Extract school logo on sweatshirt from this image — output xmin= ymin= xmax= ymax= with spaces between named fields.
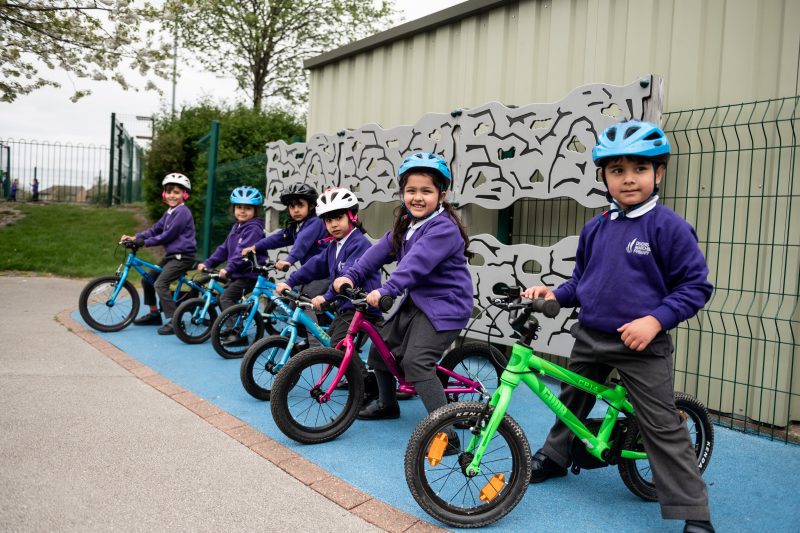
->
xmin=626 ymin=237 xmax=651 ymax=256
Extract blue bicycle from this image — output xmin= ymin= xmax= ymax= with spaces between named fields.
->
xmin=78 ymin=241 xmax=205 ymax=332
xmin=172 ymin=270 xmax=227 ymax=344
xmin=209 ymin=255 xmax=317 ymax=359
xmin=240 ymin=289 xmax=333 ymax=401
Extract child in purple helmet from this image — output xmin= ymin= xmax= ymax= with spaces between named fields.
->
xmin=198 ymin=186 xmax=266 ymax=311
xmin=523 ymin=120 xmax=714 ymax=533
xmin=333 ymin=152 xmax=473 ymax=436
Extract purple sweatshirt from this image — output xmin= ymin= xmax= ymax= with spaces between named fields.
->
xmin=136 ymin=204 xmax=196 ymax=256
xmin=203 ymin=217 xmax=266 ymax=280
xmin=253 ymin=216 xmax=327 ymax=265
xmin=287 ymin=228 xmax=381 ymax=314
xmin=554 ymin=204 xmax=713 ymax=333
xmin=344 ymin=212 xmax=473 ymax=331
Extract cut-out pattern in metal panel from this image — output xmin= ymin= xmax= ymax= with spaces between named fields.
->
xmin=264 ymin=133 xmax=341 ymax=211
xmin=455 ymin=80 xmax=652 ymax=209
xmin=466 ymin=234 xmax=579 ymax=357
xmin=338 ymin=115 xmax=456 ymax=208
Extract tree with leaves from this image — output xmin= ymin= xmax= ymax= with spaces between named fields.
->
xmin=169 ymin=0 xmax=395 ymax=110
xmin=0 ymin=0 xmax=171 ymax=103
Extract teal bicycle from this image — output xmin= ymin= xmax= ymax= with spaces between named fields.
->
xmin=78 ymin=241 xmax=206 ymax=332
xmin=239 ymin=288 xmax=333 ymax=401
xmin=172 ymin=269 xmax=227 ymax=344
xmin=210 ymin=254 xmax=333 ymax=360
xmin=404 ymin=285 xmax=714 ymax=528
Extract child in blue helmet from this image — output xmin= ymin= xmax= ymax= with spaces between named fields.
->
xmin=523 ymin=120 xmax=714 ymax=533
xmin=198 ymin=186 xmax=266 ymax=310
xmin=333 ymin=152 xmax=473 ymax=429
xmin=241 ymin=182 xmax=329 ymax=298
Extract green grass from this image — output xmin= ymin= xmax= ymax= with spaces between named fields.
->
xmin=0 ymin=203 xmax=160 ymax=278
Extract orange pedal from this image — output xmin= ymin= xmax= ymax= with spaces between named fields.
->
xmin=426 ymin=432 xmax=449 ymax=466
xmin=479 ymin=473 xmax=506 ymax=502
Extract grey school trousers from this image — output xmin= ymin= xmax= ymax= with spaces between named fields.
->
xmin=143 ymin=255 xmax=195 ymax=318
xmin=540 ymin=323 xmax=710 ymax=522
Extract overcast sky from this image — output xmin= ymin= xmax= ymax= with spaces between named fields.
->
xmin=0 ymin=1 xmax=465 ymax=146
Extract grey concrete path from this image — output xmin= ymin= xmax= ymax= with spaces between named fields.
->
xmin=0 ymin=276 xmax=383 ymax=532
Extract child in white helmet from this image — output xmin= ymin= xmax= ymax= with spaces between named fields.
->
xmin=121 ymin=172 xmax=196 ymax=335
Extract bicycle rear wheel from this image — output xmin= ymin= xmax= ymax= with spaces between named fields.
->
xmin=270 ymin=347 xmax=364 ymax=444
xmin=439 ymin=343 xmax=508 ymax=403
xmin=78 ymin=275 xmax=140 ymax=332
xmin=240 ymin=335 xmax=296 ymax=401
xmin=210 ymin=302 xmax=264 ymax=359
xmin=618 ymin=392 xmax=714 ymax=501
xmin=404 ymin=402 xmax=532 ymax=528
xmin=173 ymin=297 xmax=218 ymax=344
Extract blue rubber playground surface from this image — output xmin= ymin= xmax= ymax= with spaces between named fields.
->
xmin=76 ymin=310 xmax=800 ymax=532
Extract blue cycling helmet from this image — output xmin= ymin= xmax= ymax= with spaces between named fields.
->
xmin=230 ymin=186 xmax=264 ymax=206
xmin=398 ymin=152 xmax=452 ymax=191
xmin=592 ymin=120 xmax=671 ymax=166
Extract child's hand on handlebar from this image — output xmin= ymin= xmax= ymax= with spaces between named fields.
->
xmin=311 ymin=295 xmax=326 ymax=310
xmin=197 ymin=263 xmax=207 ymax=271
xmin=333 ymin=276 xmax=354 ymax=293
xmin=365 ymin=290 xmax=382 ymax=308
xmin=275 ymin=281 xmax=291 ymax=295
xmin=219 ymin=268 xmax=228 ymax=279
xmin=275 ymin=260 xmax=291 ymax=271
xmin=240 ymin=245 xmax=256 ymax=256
xmin=522 ymin=286 xmax=556 ymax=300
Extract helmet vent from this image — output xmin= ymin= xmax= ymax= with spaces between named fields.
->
xmin=623 ymin=126 xmax=640 ymax=139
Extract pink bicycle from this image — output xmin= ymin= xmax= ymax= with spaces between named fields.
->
xmin=269 ymin=284 xmax=508 ymax=444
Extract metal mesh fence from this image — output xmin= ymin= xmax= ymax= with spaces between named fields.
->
xmin=509 ymin=97 xmax=799 ymax=442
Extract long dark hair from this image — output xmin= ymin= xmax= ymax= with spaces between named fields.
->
xmin=390 ymin=170 xmax=472 ymax=260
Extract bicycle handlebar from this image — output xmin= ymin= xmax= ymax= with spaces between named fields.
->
xmin=338 ymin=283 xmax=394 ymax=312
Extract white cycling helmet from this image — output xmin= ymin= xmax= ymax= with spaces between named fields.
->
xmin=162 ymin=172 xmax=191 ymax=190
xmin=316 ymin=187 xmax=359 ymax=217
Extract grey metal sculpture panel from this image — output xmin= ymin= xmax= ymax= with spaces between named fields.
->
xmin=264 ymin=133 xmax=341 ymax=211
xmin=455 ymin=81 xmax=652 ymax=209
xmin=467 ymin=234 xmax=579 ymax=357
xmin=338 ymin=115 xmax=456 ymax=207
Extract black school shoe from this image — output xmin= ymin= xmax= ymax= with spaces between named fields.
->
xmin=357 ymin=401 xmax=400 ymax=420
xmin=529 ymin=448 xmax=568 ymax=483
xmin=684 ymin=521 xmax=715 ymax=533
xmin=133 ymin=313 xmax=162 ymax=326
xmin=157 ymin=323 xmax=175 ymax=335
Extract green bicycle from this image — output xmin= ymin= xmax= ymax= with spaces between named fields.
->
xmin=404 ymin=286 xmax=714 ymax=528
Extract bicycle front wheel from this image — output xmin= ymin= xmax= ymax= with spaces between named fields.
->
xmin=240 ymin=335 xmax=296 ymax=401
xmin=618 ymin=392 xmax=715 ymax=501
xmin=78 ymin=275 xmax=140 ymax=332
xmin=173 ymin=297 xmax=218 ymax=344
xmin=210 ymin=302 xmax=264 ymax=359
xmin=439 ymin=343 xmax=508 ymax=403
xmin=270 ymin=347 xmax=364 ymax=444
xmin=404 ymin=402 xmax=532 ymax=528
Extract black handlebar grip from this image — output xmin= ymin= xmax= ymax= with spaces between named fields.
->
xmin=378 ymin=295 xmax=394 ymax=312
xmin=278 ymin=263 xmax=289 ymax=272
xmin=531 ymin=298 xmax=561 ymax=318
xmin=338 ymin=282 xmax=353 ymax=295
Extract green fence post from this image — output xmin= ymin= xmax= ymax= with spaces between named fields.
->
xmin=201 ymin=120 xmax=220 ymax=258
xmin=126 ymin=138 xmax=133 ymax=203
xmin=107 ymin=113 xmax=116 ymax=206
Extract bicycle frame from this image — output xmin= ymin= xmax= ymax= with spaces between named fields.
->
xmin=277 ymin=302 xmax=331 ymax=351
xmin=109 ymin=249 xmax=202 ymax=304
xmin=315 ymin=308 xmax=486 ymax=403
xmin=463 ymin=341 xmax=646 ymax=477
xmin=227 ymin=274 xmax=289 ymax=334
